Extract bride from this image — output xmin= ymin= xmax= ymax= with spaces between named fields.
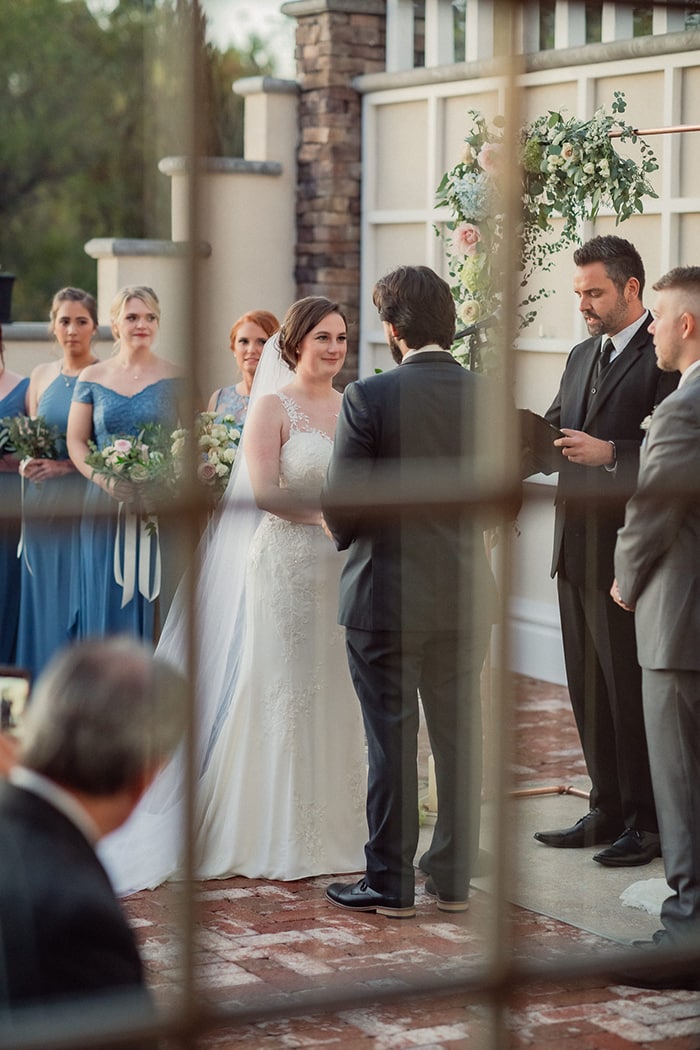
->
xmin=99 ymin=297 xmax=368 ymax=891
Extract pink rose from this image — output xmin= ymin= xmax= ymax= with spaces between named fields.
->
xmin=197 ymin=461 xmax=218 ymax=483
xmin=113 ymin=439 xmax=132 ymax=453
xmin=451 ymin=222 xmax=482 ymax=257
xmin=477 ymin=142 xmax=503 ymax=175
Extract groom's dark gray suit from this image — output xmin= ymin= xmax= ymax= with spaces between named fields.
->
xmin=322 ymin=349 xmax=505 ymax=903
xmin=615 ymin=366 xmax=700 ymax=944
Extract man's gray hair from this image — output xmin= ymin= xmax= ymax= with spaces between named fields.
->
xmin=20 ymin=636 xmax=187 ymax=795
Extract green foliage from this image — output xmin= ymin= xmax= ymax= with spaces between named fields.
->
xmin=437 ymin=93 xmax=659 ymax=371
xmin=0 ymin=0 xmax=277 ymax=319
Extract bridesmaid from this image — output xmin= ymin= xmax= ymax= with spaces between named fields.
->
xmin=15 ymin=289 xmax=99 ymax=679
xmin=0 ymin=325 xmax=30 ymax=666
xmin=207 ymin=309 xmax=279 ymax=424
xmin=67 ymin=285 xmax=186 ymax=641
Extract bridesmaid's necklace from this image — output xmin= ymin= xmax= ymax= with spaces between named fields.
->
xmin=60 ymin=357 xmax=97 ymax=388
xmin=119 ymin=356 xmax=149 ymax=381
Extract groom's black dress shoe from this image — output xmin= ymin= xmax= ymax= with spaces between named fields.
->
xmin=593 ymin=828 xmax=661 ymax=867
xmin=424 ymin=876 xmax=469 ymax=913
xmin=325 ymin=878 xmax=416 ymax=918
xmin=533 ymin=808 xmax=620 ymax=848
xmin=418 ymin=849 xmax=492 ymax=879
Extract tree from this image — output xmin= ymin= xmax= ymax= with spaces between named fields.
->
xmin=0 ymin=0 xmax=277 ymax=319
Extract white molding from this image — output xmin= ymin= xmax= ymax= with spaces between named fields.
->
xmin=508 ymin=597 xmax=567 ymax=686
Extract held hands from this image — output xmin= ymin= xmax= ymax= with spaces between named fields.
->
xmin=19 ymin=458 xmax=76 ymax=482
xmin=554 ymin=429 xmax=615 ymax=467
xmin=104 ymin=475 xmax=140 ymax=505
xmin=610 ymin=577 xmax=635 ymax=612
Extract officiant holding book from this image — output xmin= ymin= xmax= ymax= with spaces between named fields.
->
xmin=526 ymin=235 xmax=678 ymax=867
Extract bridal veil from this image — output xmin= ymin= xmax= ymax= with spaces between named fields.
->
xmin=98 ymin=334 xmax=294 ymax=893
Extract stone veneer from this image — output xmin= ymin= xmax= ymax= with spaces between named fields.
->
xmin=282 ymin=0 xmax=386 ymax=381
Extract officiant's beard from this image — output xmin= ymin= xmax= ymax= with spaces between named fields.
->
xmin=389 ymin=336 xmax=403 ymax=365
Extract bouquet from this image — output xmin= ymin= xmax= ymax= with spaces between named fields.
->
xmin=85 ymin=423 xmax=175 ymax=607
xmin=0 ymin=414 xmax=64 ymax=462
xmin=85 ymin=423 xmax=174 ymax=527
xmin=171 ymin=412 xmax=242 ymax=504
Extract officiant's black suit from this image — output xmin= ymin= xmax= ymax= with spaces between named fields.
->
xmin=542 ymin=313 xmax=678 ymax=833
xmin=323 ymin=350 xmax=504 ymax=904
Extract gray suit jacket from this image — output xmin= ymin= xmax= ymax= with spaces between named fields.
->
xmin=614 ymin=367 xmax=700 ymax=671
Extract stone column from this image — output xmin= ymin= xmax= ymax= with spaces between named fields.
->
xmin=281 ymin=0 xmax=386 ymax=381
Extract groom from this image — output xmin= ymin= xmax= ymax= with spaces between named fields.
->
xmin=322 ymin=264 xmax=510 ymax=917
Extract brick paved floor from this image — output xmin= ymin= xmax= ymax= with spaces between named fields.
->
xmin=122 ymin=675 xmax=700 ymax=1048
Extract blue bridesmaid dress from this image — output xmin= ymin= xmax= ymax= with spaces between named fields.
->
xmin=0 ymin=376 xmax=29 ymax=665
xmin=15 ymin=374 xmax=87 ymax=679
xmin=73 ymin=378 xmax=184 ymax=641
xmin=212 ymin=385 xmax=248 ymax=426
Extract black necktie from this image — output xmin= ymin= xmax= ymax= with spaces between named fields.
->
xmin=587 ymin=339 xmax=615 ymax=408
xmin=598 ymin=338 xmax=614 ymax=374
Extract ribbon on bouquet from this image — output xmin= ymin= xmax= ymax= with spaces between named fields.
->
xmin=16 ymin=460 xmax=34 ymax=576
xmin=113 ymin=502 xmax=161 ymax=608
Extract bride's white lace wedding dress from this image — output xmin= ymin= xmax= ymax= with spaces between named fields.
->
xmin=99 ymin=388 xmax=367 ymax=892
xmin=194 ymin=393 xmax=367 ymax=880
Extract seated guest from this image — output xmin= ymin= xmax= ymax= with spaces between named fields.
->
xmin=0 ymin=636 xmax=185 ymax=1017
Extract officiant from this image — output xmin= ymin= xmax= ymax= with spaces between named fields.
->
xmin=525 ymin=235 xmax=678 ymax=867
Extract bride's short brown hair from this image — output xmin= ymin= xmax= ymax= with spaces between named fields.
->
xmin=278 ymin=296 xmax=347 ymax=371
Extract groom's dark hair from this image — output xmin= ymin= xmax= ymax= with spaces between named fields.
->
xmin=373 ymin=265 xmax=456 ymax=351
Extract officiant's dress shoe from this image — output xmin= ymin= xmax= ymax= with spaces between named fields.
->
xmin=593 ymin=828 xmax=661 ymax=867
xmin=424 ymin=876 xmax=469 ymax=913
xmin=325 ymin=878 xmax=416 ymax=918
xmin=533 ymin=808 xmax=620 ymax=848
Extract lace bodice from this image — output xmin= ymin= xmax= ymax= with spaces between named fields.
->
xmin=276 ymin=392 xmax=335 ymax=497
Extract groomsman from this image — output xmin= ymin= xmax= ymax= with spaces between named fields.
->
xmin=612 ymin=266 xmax=700 ymax=988
xmin=322 ymin=265 xmax=510 ymax=916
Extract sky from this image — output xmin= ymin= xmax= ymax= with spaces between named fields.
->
xmin=201 ymin=0 xmax=296 ymax=75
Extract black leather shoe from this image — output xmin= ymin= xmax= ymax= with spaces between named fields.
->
xmin=615 ymin=969 xmax=700 ymax=991
xmin=424 ymin=876 xmax=469 ymax=913
xmin=418 ymin=849 xmax=492 ymax=878
xmin=417 ymin=851 xmax=431 ymax=875
xmin=325 ymin=878 xmax=416 ymax=918
xmin=534 ymin=809 xmax=620 ymax=848
xmin=611 ymin=945 xmax=700 ymax=990
xmin=593 ymin=828 xmax=661 ymax=867
xmin=631 ymin=929 xmax=668 ymax=950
